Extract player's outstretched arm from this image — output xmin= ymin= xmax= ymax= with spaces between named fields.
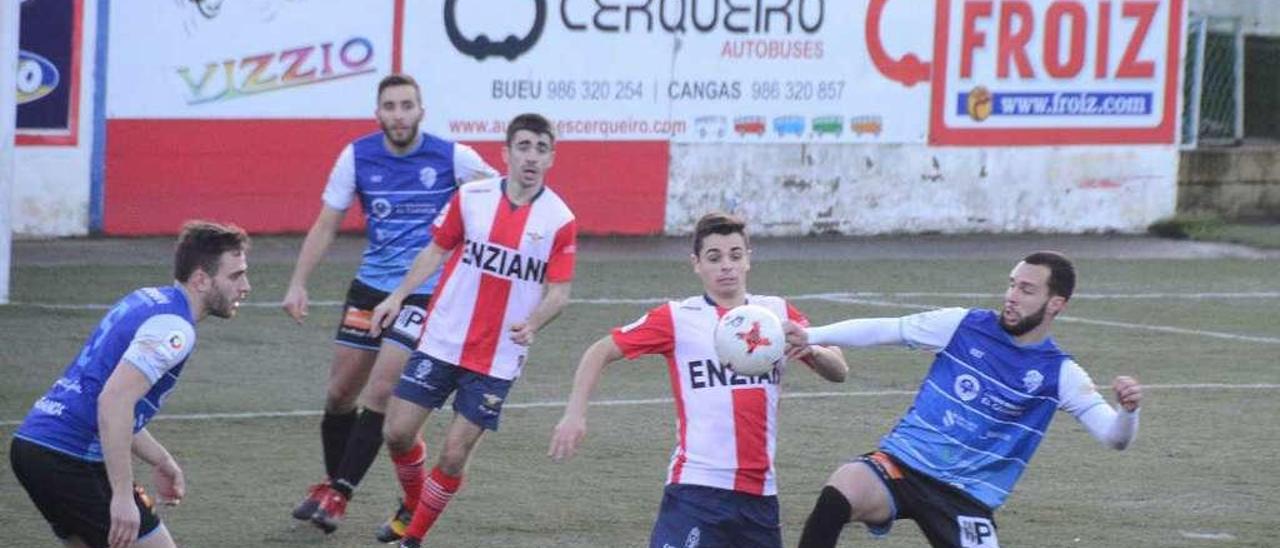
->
xmin=510 ymin=282 xmax=572 ymax=346
xmin=549 ymin=335 xmax=625 ymax=462
xmin=282 ymin=206 xmax=345 ymax=324
xmin=99 ymin=363 xmax=158 ymax=548
xmin=370 ymin=242 xmax=449 ymax=336
xmin=133 ymin=428 xmax=185 ymax=506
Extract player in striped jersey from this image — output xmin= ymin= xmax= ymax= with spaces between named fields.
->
xmin=549 ymin=212 xmax=849 ymax=548
xmin=281 ymin=74 xmax=496 ymax=536
xmin=367 ymin=113 xmax=577 ymax=548
xmin=11 ymin=221 xmax=250 ymax=548
xmin=790 ymin=251 xmax=1144 ymax=548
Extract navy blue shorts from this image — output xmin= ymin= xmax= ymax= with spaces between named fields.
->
xmin=334 ymin=279 xmax=430 ymax=351
xmin=649 ymin=484 xmax=781 ymax=548
xmin=394 ymin=352 xmax=513 ymax=431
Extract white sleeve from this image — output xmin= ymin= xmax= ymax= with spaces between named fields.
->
xmin=320 ymin=144 xmax=357 ymax=210
xmin=121 ymin=315 xmax=197 ymax=384
xmin=806 ymin=307 xmax=966 ymax=350
xmin=1059 ymin=359 xmax=1139 ymax=450
xmin=453 ymin=143 xmax=498 ymax=183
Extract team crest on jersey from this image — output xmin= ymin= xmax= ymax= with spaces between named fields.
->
xmin=525 ymin=230 xmax=544 ymax=242
xmin=1022 ymin=370 xmax=1044 ymax=393
xmin=371 ymin=198 xmax=393 ymax=219
xmin=954 ymin=374 xmax=981 ymax=402
xmin=419 ymin=167 xmax=439 ymax=189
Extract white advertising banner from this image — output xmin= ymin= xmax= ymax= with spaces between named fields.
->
xmin=107 ymin=0 xmax=392 ymax=118
xmin=404 ymin=0 xmax=934 ymax=142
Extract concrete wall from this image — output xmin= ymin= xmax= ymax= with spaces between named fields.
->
xmin=668 ymin=144 xmax=1179 ymax=235
xmin=1191 ymin=0 xmax=1280 ymax=35
xmin=1179 ymin=147 xmax=1280 ymax=219
xmin=13 ymin=0 xmax=96 ymax=237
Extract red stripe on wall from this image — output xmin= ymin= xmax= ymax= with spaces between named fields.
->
xmin=732 ymin=387 xmax=769 ymax=495
xmin=103 ymin=120 xmax=666 ymax=235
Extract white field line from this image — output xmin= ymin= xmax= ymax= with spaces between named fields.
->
xmin=8 ymin=291 xmax=1280 ymax=311
xmin=3 ymin=384 xmax=1278 ymax=426
xmin=821 ymin=297 xmax=1280 ymax=345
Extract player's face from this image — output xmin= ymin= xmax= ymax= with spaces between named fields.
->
xmin=376 ymin=85 xmax=424 ymax=150
xmin=692 ymin=232 xmax=750 ymax=300
xmin=502 ymin=129 xmax=555 ymax=190
xmin=1001 ymin=262 xmax=1063 ymax=337
xmin=203 ymin=250 xmax=251 ymax=319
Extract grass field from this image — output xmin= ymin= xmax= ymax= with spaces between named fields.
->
xmin=2 ymin=238 xmax=1278 ymax=547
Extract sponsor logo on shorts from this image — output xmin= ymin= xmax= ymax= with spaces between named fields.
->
xmin=479 ymin=393 xmax=504 ymax=415
xmin=958 ymin=515 xmax=998 ymax=547
xmin=685 ymin=526 xmax=701 ymax=548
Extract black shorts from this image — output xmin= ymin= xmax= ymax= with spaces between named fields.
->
xmin=335 ymin=279 xmax=431 ymax=351
xmin=9 ymin=437 xmax=162 ymax=548
xmin=859 ymin=451 xmax=999 ymax=548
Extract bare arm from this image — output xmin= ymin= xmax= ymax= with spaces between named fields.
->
xmin=133 ymin=428 xmax=185 ymax=506
xmin=793 ymin=345 xmax=849 ymax=383
xmin=510 ymin=282 xmax=573 ymax=346
xmin=548 ymin=335 xmax=626 ymax=461
xmin=369 ymin=242 xmax=449 ymax=336
xmin=99 ymin=363 xmax=156 ymax=547
xmin=282 ymin=206 xmax=346 ymax=324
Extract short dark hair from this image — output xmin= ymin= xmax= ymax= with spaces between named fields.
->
xmin=174 ymin=221 xmax=250 ymax=282
xmin=505 ymin=113 xmax=555 ymax=146
xmin=692 ymin=212 xmax=748 ymax=255
xmin=377 ymin=73 xmax=421 ymax=103
xmin=1022 ymin=251 xmax=1075 ymax=300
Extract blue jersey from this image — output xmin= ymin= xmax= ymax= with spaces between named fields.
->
xmin=881 ymin=309 xmax=1070 ymax=509
xmin=323 ymin=132 xmax=494 ymax=294
xmin=15 ymin=286 xmax=197 ymax=462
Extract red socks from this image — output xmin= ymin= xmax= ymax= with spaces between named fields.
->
xmin=390 ymin=439 xmax=427 ymax=509
xmin=403 ymin=467 xmax=462 ymax=540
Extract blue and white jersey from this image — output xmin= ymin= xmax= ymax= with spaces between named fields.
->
xmin=880 ymin=308 xmax=1107 ymax=509
xmin=322 ymin=132 xmax=496 ymax=294
xmin=15 ymin=285 xmax=197 ymax=462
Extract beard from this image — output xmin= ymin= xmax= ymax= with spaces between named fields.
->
xmin=205 ymin=289 xmax=237 ymax=319
xmin=1001 ymin=301 xmax=1047 ymax=337
xmin=381 ymin=119 xmax=420 ymax=149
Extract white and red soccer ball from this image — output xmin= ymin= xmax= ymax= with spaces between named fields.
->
xmin=713 ymin=304 xmax=785 ymax=376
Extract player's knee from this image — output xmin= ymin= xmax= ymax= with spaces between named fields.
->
xmin=324 ymin=385 xmax=361 ymax=412
xmin=382 ymin=420 xmax=416 ymax=452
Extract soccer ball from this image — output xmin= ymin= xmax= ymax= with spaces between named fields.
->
xmin=713 ymin=304 xmax=785 ymax=376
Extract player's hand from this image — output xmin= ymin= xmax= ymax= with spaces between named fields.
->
xmin=369 ymin=295 xmax=404 ymax=338
xmin=783 ymin=321 xmax=811 ymax=357
xmin=549 ymin=414 xmax=586 ymax=462
xmin=509 ymin=322 xmax=535 ymax=346
xmin=281 ymin=284 xmax=309 ymax=324
xmin=786 ymin=343 xmax=815 ymax=362
xmin=152 ymin=458 xmax=185 ymax=506
xmin=108 ymin=490 xmax=140 ymax=548
xmin=1112 ymin=375 xmax=1142 ymax=412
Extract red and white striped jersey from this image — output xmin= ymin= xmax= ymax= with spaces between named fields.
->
xmin=610 ymin=294 xmax=809 ymax=496
xmin=418 ymin=177 xmax=577 ymax=380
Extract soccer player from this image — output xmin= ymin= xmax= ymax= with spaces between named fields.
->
xmin=281 ymin=74 xmax=496 ymax=537
xmin=367 ymin=113 xmax=577 ymax=548
xmin=10 ymin=221 xmax=251 ymax=548
xmin=548 ymin=212 xmax=849 ymax=548
xmin=789 ymin=251 xmax=1144 ymax=548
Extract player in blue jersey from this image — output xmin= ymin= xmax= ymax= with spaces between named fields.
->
xmin=10 ymin=221 xmax=250 ymax=548
xmin=787 ymin=251 xmax=1144 ymax=548
xmin=281 ymin=73 xmax=496 ymax=538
